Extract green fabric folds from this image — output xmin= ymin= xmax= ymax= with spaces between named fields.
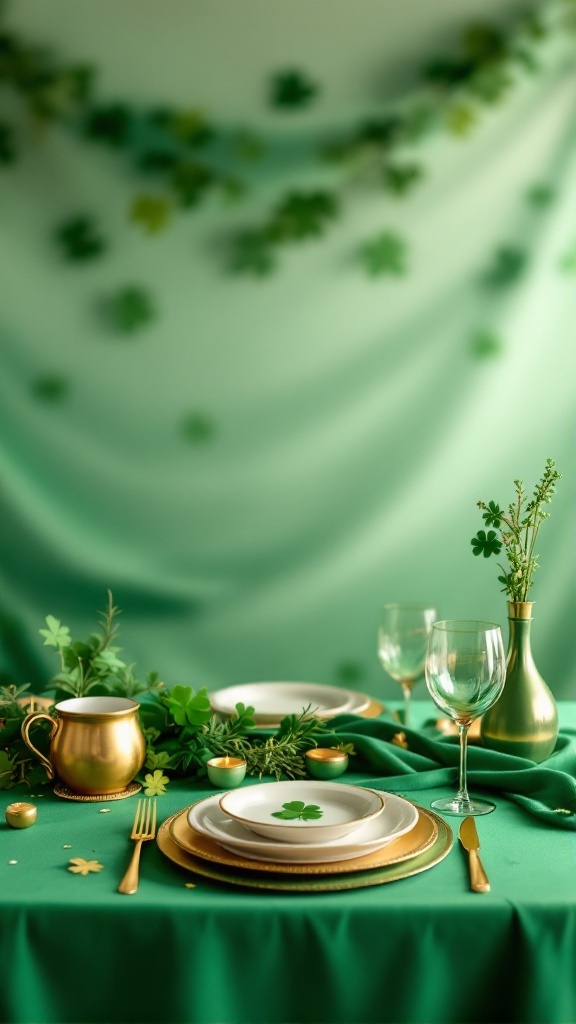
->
xmin=320 ymin=715 xmax=576 ymax=829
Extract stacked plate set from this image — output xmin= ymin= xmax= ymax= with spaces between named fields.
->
xmin=157 ymin=780 xmax=453 ymax=892
xmin=208 ymin=682 xmax=379 ymax=727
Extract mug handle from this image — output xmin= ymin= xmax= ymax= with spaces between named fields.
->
xmin=21 ymin=712 xmax=59 ymax=781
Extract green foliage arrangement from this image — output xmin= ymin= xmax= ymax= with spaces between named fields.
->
xmin=470 ymin=457 xmax=561 ymax=601
xmin=0 ymin=592 xmax=332 ymax=790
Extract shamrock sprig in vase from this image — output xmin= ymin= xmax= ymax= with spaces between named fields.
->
xmin=470 ymin=458 xmax=561 ymax=762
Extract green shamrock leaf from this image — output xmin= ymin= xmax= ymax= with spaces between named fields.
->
xmin=130 ymin=194 xmax=171 ymax=234
xmin=164 ymin=685 xmax=212 ymax=728
xmin=269 ymin=190 xmax=339 ymax=241
xmin=481 ymin=501 xmax=503 ymax=528
xmin=271 ymin=70 xmax=319 ymax=109
xmin=142 ymin=770 xmax=169 ymax=796
xmin=105 ymin=286 xmax=155 ymax=334
xmin=229 ymin=231 xmax=276 ymax=276
xmin=383 ymin=163 xmax=424 ymax=196
xmin=470 ymin=529 xmax=502 ymax=558
xmin=361 ymin=232 xmax=407 ymax=276
xmin=55 ymin=215 xmax=106 ymax=261
xmin=482 ymin=247 xmax=527 ymax=287
xmin=145 ymin=749 xmax=172 ymax=771
xmin=171 ymin=161 xmax=213 ymax=207
xmin=272 ymin=801 xmax=323 ymax=821
xmin=39 ymin=615 xmax=72 ymax=650
xmin=85 ymin=103 xmax=131 ymax=147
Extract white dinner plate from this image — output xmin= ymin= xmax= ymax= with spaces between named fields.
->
xmin=217 ymin=780 xmax=385 ymax=844
xmin=209 ymin=681 xmax=371 ymax=723
xmin=188 ymin=791 xmax=419 ymax=864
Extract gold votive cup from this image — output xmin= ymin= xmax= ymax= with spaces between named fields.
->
xmin=206 ymin=756 xmax=247 ymax=788
xmin=305 ymin=748 xmax=349 ymax=780
xmin=5 ymin=801 xmax=38 ymax=828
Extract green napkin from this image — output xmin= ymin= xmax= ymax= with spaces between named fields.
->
xmin=320 ymin=715 xmax=576 ymax=829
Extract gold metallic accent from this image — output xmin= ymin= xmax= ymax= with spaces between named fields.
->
xmin=118 ymin=798 xmax=157 ymax=894
xmin=157 ymin=805 xmax=452 ymax=892
xmin=458 ymin=817 xmax=490 ymax=893
xmin=169 ymin=799 xmax=437 ymax=875
xmin=5 ymin=801 xmax=37 ymax=829
xmin=507 ymin=601 xmax=533 ymax=619
xmin=391 ymin=732 xmax=409 ymax=749
xmin=305 ymin=748 xmax=348 ymax=763
xmin=54 ymin=781 xmax=141 ymax=802
xmin=21 ymin=697 xmax=146 ymax=796
xmin=68 ymin=858 xmax=104 ymax=875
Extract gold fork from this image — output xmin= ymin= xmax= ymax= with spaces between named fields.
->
xmin=118 ymin=798 xmax=157 ymax=895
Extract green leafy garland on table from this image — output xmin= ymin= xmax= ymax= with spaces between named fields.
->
xmin=0 ymin=592 xmax=352 ymax=794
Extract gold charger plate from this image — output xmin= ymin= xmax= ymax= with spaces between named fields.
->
xmin=157 ymin=806 xmax=452 ymax=892
xmin=170 ymin=799 xmax=437 ymax=874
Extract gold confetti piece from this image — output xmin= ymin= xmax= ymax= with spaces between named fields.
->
xmin=8 ymin=860 xmax=17 ymax=865
xmin=391 ymin=731 xmax=409 ymax=749
xmin=554 ymin=808 xmax=573 ymax=815
xmin=63 ymin=844 xmax=72 ymax=849
xmin=99 ymin=808 xmax=111 ymax=814
xmin=185 ymin=883 xmax=197 ymax=889
xmin=68 ymin=858 xmax=104 ymax=876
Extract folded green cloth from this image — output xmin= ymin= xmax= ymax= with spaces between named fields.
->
xmin=320 ymin=715 xmax=576 ymax=829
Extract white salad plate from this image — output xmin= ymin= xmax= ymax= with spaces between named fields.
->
xmin=209 ymin=681 xmax=371 ymax=723
xmin=188 ymin=791 xmax=419 ymax=864
xmin=217 ymin=780 xmax=385 ymax=844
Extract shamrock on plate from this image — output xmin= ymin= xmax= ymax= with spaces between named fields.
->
xmin=272 ymin=801 xmax=323 ymax=821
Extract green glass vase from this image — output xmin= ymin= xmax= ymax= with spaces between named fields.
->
xmin=480 ymin=601 xmax=558 ymax=763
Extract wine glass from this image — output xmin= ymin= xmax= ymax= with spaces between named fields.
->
xmin=377 ymin=604 xmax=437 ymax=728
xmin=425 ymin=620 xmax=505 ymax=816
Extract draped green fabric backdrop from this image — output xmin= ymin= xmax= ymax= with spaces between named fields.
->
xmin=0 ymin=0 xmax=574 ymax=701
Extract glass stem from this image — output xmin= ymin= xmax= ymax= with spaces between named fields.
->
xmin=401 ymin=682 xmax=411 ymax=728
xmin=457 ymin=722 xmax=471 ymax=804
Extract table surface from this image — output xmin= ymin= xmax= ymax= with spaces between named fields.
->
xmin=1 ymin=701 xmax=575 ymax=1024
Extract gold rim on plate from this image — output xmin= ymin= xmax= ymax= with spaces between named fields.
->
xmin=157 ymin=805 xmax=452 ymax=892
xmin=169 ymin=798 xmax=437 ymax=875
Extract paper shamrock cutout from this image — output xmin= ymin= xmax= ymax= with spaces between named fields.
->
xmin=55 ymin=215 xmax=106 ymax=261
xmin=272 ymin=801 xmax=323 ymax=821
xmin=105 ymin=286 xmax=155 ymax=334
xmin=142 ymin=770 xmax=169 ymax=796
xmin=361 ymin=232 xmax=408 ymax=276
xmin=271 ymin=70 xmax=319 ymax=109
xmin=68 ymin=858 xmax=104 ymax=875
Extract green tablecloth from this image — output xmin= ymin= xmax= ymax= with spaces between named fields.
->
xmin=1 ymin=702 xmax=576 ymax=1024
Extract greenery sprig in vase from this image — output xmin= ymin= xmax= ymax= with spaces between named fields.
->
xmin=470 ymin=457 xmax=561 ymax=762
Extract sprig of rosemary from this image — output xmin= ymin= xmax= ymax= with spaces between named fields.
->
xmin=470 ymin=457 xmax=561 ymax=601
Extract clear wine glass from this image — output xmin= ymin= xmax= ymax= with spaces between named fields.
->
xmin=377 ymin=604 xmax=437 ymax=728
xmin=425 ymin=620 xmax=506 ymax=816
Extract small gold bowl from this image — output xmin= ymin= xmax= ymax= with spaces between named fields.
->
xmin=5 ymin=801 xmax=37 ymax=829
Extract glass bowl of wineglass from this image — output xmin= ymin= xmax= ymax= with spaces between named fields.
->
xmin=377 ymin=604 xmax=438 ymax=728
xmin=425 ymin=619 xmax=506 ymax=816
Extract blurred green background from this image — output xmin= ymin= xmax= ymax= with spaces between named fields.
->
xmin=0 ymin=0 xmax=574 ymax=704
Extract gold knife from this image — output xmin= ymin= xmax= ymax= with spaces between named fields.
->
xmin=458 ymin=817 xmax=490 ymax=893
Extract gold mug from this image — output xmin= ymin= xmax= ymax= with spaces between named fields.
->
xmin=21 ymin=696 xmax=146 ymax=795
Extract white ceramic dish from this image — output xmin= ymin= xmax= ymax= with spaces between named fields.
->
xmin=218 ymin=781 xmax=385 ymax=844
xmin=208 ymin=682 xmax=370 ymax=723
xmin=188 ymin=791 xmax=418 ymax=864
